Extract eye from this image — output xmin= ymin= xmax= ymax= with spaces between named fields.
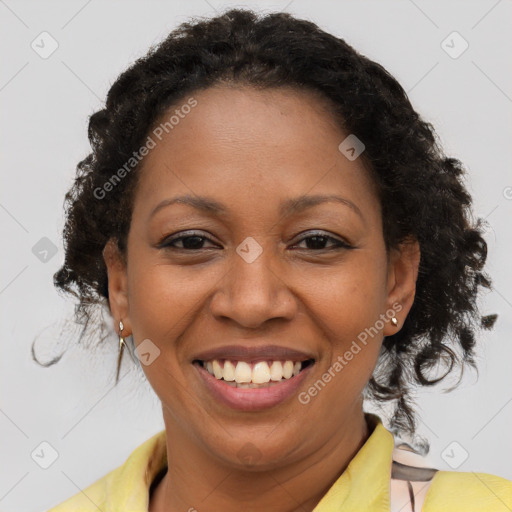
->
xmin=158 ymin=230 xmax=353 ymax=252
xmin=291 ymin=231 xmax=353 ymax=251
xmin=157 ymin=231 xmax=218 ymax=250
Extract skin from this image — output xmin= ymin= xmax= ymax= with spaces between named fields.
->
xmin=103 ymin=85 xmax=420 ymax=512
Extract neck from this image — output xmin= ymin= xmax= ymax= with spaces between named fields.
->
xmin=150 ymin=405 xmax=371 ymax=512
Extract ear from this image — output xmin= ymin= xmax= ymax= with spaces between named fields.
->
xmin=382 ymin=237 xmax=420 ymax=336
xmin=103 ymin=238 xmax=131 ymax=335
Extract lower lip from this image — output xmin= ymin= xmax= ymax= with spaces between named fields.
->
xmin=193 ymin=362 xmax=314 ymax=411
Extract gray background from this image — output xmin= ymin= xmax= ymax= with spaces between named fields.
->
xmin=1 ymin=0 xmax=511 ymax=510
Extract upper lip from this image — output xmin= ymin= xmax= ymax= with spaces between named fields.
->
xmin=192 ymin=345 xmax=315 ymax=363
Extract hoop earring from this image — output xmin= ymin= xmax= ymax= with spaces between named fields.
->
xmin=116 ymin=320 xmax=125 ymax=382
xmin=391 ymin=316 xmax=399 ymax=327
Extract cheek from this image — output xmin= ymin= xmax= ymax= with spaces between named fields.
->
xmin=126 ymin=259 xmax=211 ymax=349
xmin=307 ymin=254 xmax=388 ymax=340
xmin=125 ymin=261 xmax=210 ymax=403
xmin=302 ymin=253 xmax=388 ymax=395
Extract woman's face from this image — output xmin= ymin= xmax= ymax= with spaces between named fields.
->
xmin=104 ymin=85 xmax=419 ymax=468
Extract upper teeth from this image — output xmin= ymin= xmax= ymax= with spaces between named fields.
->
xmin=203 ymin=360 xmax=304 ymax=384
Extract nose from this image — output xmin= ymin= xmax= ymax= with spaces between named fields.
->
xmin=209 ymin=245 xmax=297 ymax=329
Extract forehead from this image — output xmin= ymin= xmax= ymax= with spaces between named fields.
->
xmin=132 ymin=85 xmax=378 ymax=221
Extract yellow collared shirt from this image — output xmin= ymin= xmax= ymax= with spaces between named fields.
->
xmin=46 ymin=414 xmax=512 ymax=511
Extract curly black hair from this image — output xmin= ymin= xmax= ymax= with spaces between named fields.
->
xmin=44 ymin=7 xmax=496 ymax=444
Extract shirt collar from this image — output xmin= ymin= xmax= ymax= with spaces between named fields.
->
xmin=312 ymin=412 xmax=394 ymax=511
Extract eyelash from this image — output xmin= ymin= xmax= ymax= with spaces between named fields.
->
xmin=158 ymin=230 xmax=353 ymax=252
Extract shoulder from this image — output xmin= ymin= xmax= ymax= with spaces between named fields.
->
xmin=422 ymin=469 xmax=512 ymax=511
xmin=44 ymin=466 xmax=115 ymax=512
xmin=45 ymin=429 xmax=167 ymax=512
xmin=390 ymin=439 xmax=511 ymax=512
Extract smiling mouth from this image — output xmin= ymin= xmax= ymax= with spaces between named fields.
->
xmin=193 ymin=358 xmax=315 ymax=388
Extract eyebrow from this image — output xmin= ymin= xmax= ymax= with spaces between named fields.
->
xmin=149 ymin=193 xmax=363 ymax=220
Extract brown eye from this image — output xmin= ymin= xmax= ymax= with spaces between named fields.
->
xmin=158 ymin=231 xmax=218 ymax=250
xmin=292 ymin=231 xmax=353 ymax=251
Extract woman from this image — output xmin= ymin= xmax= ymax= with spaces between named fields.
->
xmin=45 ymin=8 xmax=511 ymax=512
